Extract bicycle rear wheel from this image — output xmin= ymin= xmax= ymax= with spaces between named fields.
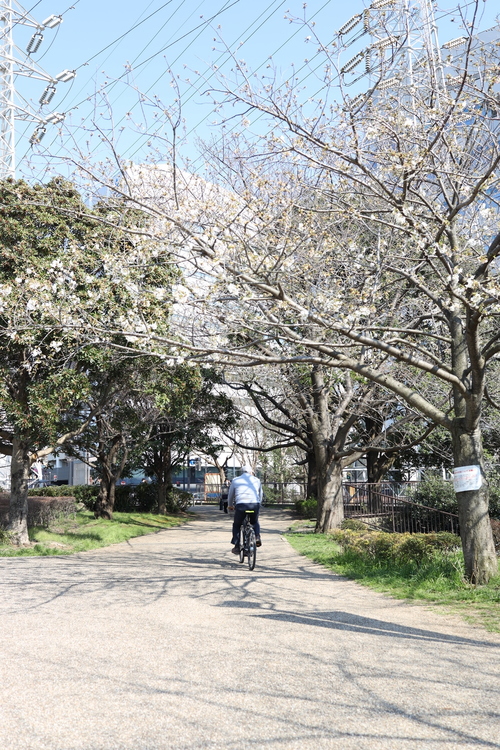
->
xmin=247 ymin=527 xmax=256 ymax=570
xmin=239 ymin=526 xmax=245 ymax=563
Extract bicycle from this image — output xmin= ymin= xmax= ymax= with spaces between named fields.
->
xmin=239 ymin=510 xmax=257 ymax=570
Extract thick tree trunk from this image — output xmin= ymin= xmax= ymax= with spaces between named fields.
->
xmin=366 ymin=450 xmax=395 ymax=485
xmin=155 ymin=446 xmax=172 ymax=514
xmin=306 ymin=450 xmax=318 ymax=500
xmin=94 ymin=477 xmax=115 ymax=520
xmin=157 ymin=473 xmax=173 ymax=514
xmin=316 ymin=461 xmax=344 ymax=533
xmin=93 ymin=431 xmax=127 ymax=520
xmin=7 ymin=437 xmax=31 ymax=545
xmin=452 ymin=427 xmax=497 ymax=584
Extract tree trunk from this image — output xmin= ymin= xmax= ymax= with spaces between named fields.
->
xmin=155 ymin=445 xmax=172 ymax=514
xmin=157 ymin=482 xmax=168 ymax=515
xmin=93 ymin=431 xmax=128 ymax=520
xmin=94 ymin=476 xmax=115 ymax=520
xmin=452 ymin=427 xmax=497 ymax=584
xmin=7 ymin=437 xmax=31 ymax=545
xmin=316 ymin=461 xmax=344 ymax=533
xmin=366 ymin=449 xmax=395 ymax=485
xmin=306 ymin=450 xmax=318 ymax=500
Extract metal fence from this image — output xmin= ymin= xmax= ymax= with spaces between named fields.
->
xmin=343 ymin=482 xmax=459 ymax=534
xmin=199 ymin=478 xmax=460 ymax=535
xmin=262 ymin=482 xmax=307 ymax=505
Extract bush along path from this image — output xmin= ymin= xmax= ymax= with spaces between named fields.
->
xmin=286 ymin=525 xmax=500 ymax=634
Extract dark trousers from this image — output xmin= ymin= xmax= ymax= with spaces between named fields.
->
xmin=231 ymin=503 xmax=260 ymax=545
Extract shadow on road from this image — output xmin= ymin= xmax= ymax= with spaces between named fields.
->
xmin=218 ymin=601 xmax=498 ymax=646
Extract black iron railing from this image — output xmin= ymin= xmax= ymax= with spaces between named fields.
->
xmin=203 ymin=479 xmax=460 ymax=535
xmin=262 ymin=482 xmax=306 ymax=505
xmin=343 ymin=482 xmax=459 ymax=534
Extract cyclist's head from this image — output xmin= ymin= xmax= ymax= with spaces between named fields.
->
xmin=241 ymin=464 xmax=253 ymax=474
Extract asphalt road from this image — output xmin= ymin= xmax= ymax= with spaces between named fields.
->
xmin=1 ymin=506 xmax=499 ymax=750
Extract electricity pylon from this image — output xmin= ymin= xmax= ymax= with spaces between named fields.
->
xmin=0 ymin=0 xmax=76 ymax=178
xmin=336 ymin=0 xmax=445 ymax=108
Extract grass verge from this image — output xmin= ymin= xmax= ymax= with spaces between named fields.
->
xmin=286 ymin=532 xmax=500 ymax=633
xmin=0 ymin=511 xmax=190 ymax=557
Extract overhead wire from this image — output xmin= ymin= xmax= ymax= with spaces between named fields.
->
xmin=63 ymin=0 xmax=241 ymax=114
xmin=170 ymin=0 xmax=487 ymax=172
xmin=17 ymin=0 xmax=181 ymax=164
xmin=92 ymin=0 xmax=457 ymax=165
xmin=21 ymin=0 xmax=489 ymax=175
xmin=42 ymin=0 xmax=164 ymax=115
xmin=60 ymin=0 xmax=81 ymax=14
xmin=54 ymin=0 xmax=301 ymax=161
xmin=11 ymin=1 xmax=79 ymax=165
xmin=73 ymin=0 xmax=179 ymax=72
xmin=86 ymin=0 xmax=208 ymax=113
xmin=125 ymin=0 xmax=336 ymax=163
xmin=13 ymin=0 xmax=328 ymax=171
xmin=34 ymin=0 xmax=243 ymax=159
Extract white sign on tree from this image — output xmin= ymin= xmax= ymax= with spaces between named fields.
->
xmin=453 ymin=466 xmax=482 ymax=493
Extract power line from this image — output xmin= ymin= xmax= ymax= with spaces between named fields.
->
xmin=176 ymin=0 xmax=486 ymax=172
xmin=23 ymin=0 xmax=490 ymax=176
xmin=44 ymin=0 xmax=161 ymax=115
xmin=62 ymin=0 xmax=302 ymax=162
xmin=126 ymin=0 xmax=334 ymax=163
xmin=32 ymin=0 xmax=242 ymax=160
xmin=74 ymin=0 xmax=179 ymax=72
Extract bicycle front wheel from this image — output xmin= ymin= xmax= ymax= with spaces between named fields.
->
xmin=247 ymin=527 xmax=256 ymax=570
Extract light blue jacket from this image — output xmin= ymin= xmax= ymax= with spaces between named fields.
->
xmin=228 ymin=472 xmax=263 ymax=505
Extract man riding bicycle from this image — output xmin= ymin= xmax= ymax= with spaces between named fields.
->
xmin=228 ymin=465 xmax=263 ymax=554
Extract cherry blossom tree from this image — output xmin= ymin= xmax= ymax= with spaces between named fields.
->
xmin=27 ymin=2 xmax=500 ymax=581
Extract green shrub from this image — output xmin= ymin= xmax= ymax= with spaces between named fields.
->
xmin=294 ymin=497 xmax=318 ymax=518
xmin=28 ymin=485 xmax=75 ymax=497
xmin=263 ymin=487 xmax=281 ymax=505
xmin=0 ymin=527 xmax=11 ymax=545
xmin=410 ymin=476 xmax=457 ymax=512
xmin=491 ymin=519 xmax=500 ymax=552
xmin=410 ymin=474 xmax=500 ymax=520
xmin=485 ymin=474 xmax=500 ymax=519
xmin=28 ymin=497 xmax=77 ymax=528
xmin=171 ymin=488 xmax=192 ymax=512
xmin=330 ymin=528 xmax=461 ymax=567
xmin=397 ymin=534 xmax=430 ymax=565
xmin=28 ymin=482 xmax=205 ymax=516
xmin=372 ymin=533 xmax=398 ymax=562
xmin=113 ymin=484 xmax=157 ymax=513
xmin=113 ymin=484 xmax=191 ymax=514
xmin=341 ymin=518 xmax=368 ymax=531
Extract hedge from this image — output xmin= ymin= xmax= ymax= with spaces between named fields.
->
xmin=28 ymin=483 xmax=192 ymax=514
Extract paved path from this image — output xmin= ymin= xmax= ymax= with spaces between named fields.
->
xmin=1 ymin=506 xmax=499 ymax=750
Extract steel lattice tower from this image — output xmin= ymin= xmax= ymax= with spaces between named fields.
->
xmin=0 ymin=1 xmax=15 ymax=177
xmin=0 ymin=0 xmax=74 ymax=179
xmin=337 ymin=0 xmax=445 ymax=107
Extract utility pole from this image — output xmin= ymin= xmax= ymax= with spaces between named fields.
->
xmin=0 ymin=0 xmax=75 ymax=178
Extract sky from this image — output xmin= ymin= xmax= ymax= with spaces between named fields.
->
xmin=6 ymin=0 xmax=500 ymax=179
